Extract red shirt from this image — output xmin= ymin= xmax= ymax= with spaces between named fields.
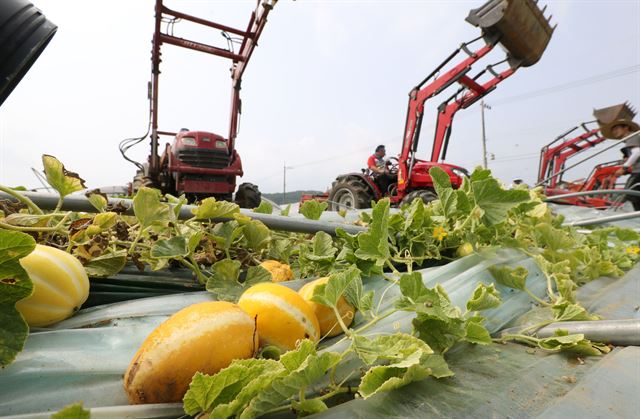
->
xmin=368 ymin=154 xmax=384 ymax=171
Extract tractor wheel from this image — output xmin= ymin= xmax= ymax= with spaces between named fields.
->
xmin=402 ymin=189 xmax=438 ymax=205
xmin=328 ymin=178 xmax=374 ymax=211
xmin=235 ymin=183 xmax=261 ymax=209
xmin=131 ymin=169 xmax=156 ymax=194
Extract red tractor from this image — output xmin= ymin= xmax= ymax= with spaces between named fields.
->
xmin=327 ymin=0 xmax=554 ymax=210
xmin=538 ymin=121 xmax=624 ymax=208
xmin=122 ymin=0 xmax=277 ymax=207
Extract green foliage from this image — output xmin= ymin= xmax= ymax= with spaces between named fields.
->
xmin=50 ymin=402 xmax=90 ymax=419
xmin=42 ymin=155 xmax=86 ymax=199
xmin=299 ymin=200 xmax=328 ymax=220
xmin=253 ymin=201 xmax=273 ymax=214
xmin=0 ymin=230 xmax=35 ymax=367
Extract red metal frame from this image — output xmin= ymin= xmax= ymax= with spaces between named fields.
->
xmin=397 ymin=36 xmax=515 ymax=195
xmin=537 ymin=122 xmax=624 ymax=208
xmin=148 ymin=0 xmax=276 ymax=181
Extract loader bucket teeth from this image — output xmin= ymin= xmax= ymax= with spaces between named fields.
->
xmin=466 ymin=0 xmax=554 ymax=67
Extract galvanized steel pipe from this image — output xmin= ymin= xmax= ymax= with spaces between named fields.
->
xmin=0 ymin=191 xmax=366 ymax=236
xmin=536 ymin=319 xmax=640 ymax=346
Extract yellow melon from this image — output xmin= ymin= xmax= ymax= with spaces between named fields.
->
xmin=16 ymin=244 xmax=90 ymax=327
xmin=238 ymin=282 xmax=320 ymax=350
xmin=299 ymin=277 xmax=355 ymax=337
xmin=124 ymin=301 xmax=258 ymax=404
xmin=260 ymin=260 xmax=294 ymax=282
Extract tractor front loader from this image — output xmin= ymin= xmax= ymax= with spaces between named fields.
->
xmin=328 ymin=0 xmax=555 ymax=211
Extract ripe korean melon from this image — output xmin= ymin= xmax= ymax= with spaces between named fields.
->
xmin=16 ymin=244 xmax=89 ymax=327
xmin=238 ymin=282 xmax=320 ymax=350
xmin=299 ymin=277 xmax=355 ymax=337
xmin=259 ymin=260 xmax=294 ymax=282
xmin=124 ymin=301 xmax=258 ymax=404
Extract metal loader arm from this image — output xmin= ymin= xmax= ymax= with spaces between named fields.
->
xmin=397 ymin=36 xmax=514 ymax=192
xmin=537 ymin=121 xmax=606 ymax=188
xmin=148 ymin=0 xmax=277 ymax=174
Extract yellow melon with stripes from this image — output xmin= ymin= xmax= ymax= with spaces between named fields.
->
xmin=16 ymin=244 xmax=90 ymax=327
xmin=299 ymin=277 xmax=355 ymax=338
xmin=260 ymin=260 xmax=294 ymax=282
xmin=124 ymin=301 xmax=258 ymax=404
xmin=238 ymin=282 xmax=320 ymax=350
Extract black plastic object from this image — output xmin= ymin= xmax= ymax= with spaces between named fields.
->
xmin=466 ymin=0 xmax=554 ymax=67
xmin=0 ymin=0 xmax=57 ymax=106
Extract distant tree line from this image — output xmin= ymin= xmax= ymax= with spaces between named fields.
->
xmin=261 ymin=190 xmax=325 ymax=205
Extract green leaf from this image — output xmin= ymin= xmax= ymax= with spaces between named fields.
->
xmin=253 ymin=201 xmax=273 ymax=214
xmin=87 ymin=192 xmax=108 ymax=212
xmin=398 ymin=272 xmax=427 ymax=302
xmin=355 ymin=333 xmax=452 ymax=399
xmin=552 ymin=301 xmax=600 ymax=322
xmin=471 ymin=178 xmax=529 ymax=226
xmin=354 ymin=199 xmax=390 ymax=267
xmin=210 ymin=221 xmax=243 ymax=253
xmin=464 ymin=317 xmax=492 ymax=345
xmin=50 ymin=402 xmax=90 ymax=419
xmin=299 ymin=200 xmax=328 ymax=220
xmin=132 ymin=187 xmax=172 ymax=229
xmin=280 ymin=204 xmax=292 ymax=216
xmin=83 ymin=252 xmax=127 ymax=277
xmin=305 ymin=231 xmax=337 ymax=262
xmin=0 ymin=230 xmax=35 ymax=367
xmin=537 ymin=330 xmax=610 ymax=356
xmin=211 ymin=259 xmax=241 ymax=283
xmin=292 ymin=398 xmax=328 ymax=416
xmin=311 ymin=267 xmax=358 ymax=308
xmin=466 ymin=283 xmax=501 ymax=311
xmin=240 ymin=342 xmax=341 ymax=419
xmin=187 ymin=231 xmax=204 ymax=253
xmin=150 ymin=236 xmax=189 ymax=259
xmin=242 ymin=220 xmax=271 ymax=251
xmin=205 ymin=259 xmax=243 ymax=301
xmin=489 ymin=265 xmax=528 ymax=291
xmin=192 ymin=197 xmax=239 ymax=220
xmin=470 ymin=166 xmax=492 ymax=182
xmin=42 ymin=155 xmax=86 ymax=198
xmin=183 ymin=359 xmax=283 ymax=416
xmin=245 ymin=265 xmax=272 ymax=287
xmin=429 ymin=166 xmax=452 ymax=198
xmin=92 ymin=212 xmax=117 ymax=230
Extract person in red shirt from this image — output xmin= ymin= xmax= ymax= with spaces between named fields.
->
xmin=367 ymin=145 xmax=386 ymax=175
xmin=367 ymin=145 xmax=392 ymax=194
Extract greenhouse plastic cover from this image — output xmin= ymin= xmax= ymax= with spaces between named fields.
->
xmin=1 ymin=215 xmax=640 ymax=417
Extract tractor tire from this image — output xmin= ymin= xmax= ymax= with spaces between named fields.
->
xmin=235 ymin=183 xmax=261 ymax=209
xmin=402 ymin=189 xmax=438 ymax=205
xmin=328 ymin=177 xmax=374 ymax=211
xmin=131 ymin=169 xmax=156 ymax=194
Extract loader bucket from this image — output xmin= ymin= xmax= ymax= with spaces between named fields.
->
xmin=466 ymin=0 xmax=554 ymax=67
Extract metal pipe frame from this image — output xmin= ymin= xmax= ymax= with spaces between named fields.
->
xmin=0 ymin=191 xmax=366 ymax=236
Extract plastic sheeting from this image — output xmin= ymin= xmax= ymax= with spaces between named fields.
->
xmin=0 ymin=249 xmax=547 ymax=417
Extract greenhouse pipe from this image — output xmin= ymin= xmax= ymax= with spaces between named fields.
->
xmin=544 ymin=189 xmax=640 ymax=202
xmin=536 ymin=319 xmax=640 ymax=346
xmin=498 ymin=319 xmax=640 ymax=346
xmin=563 ymin=209 xmax=640 ymax=227
xmin=0 ymin=191 xmax=366 ymax=236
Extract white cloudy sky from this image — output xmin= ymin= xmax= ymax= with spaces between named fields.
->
xmin=1 ymin=0 xmax=639 ymax=193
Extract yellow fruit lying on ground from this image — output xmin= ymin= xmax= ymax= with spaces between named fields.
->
xmin=124 ymin=301 xmax=258 ymax=404
xmin=299 ymin=277 xmax=355 ymax=337
xmin=260 ymin=260 xmax=294 ymax=282
xmin=238 ymin=282 xmax=320 ymax=350
xmin=16 ymin=244 xmax=90 ymax=327
xmin=456 ymin=242 xmax=474 ymax=258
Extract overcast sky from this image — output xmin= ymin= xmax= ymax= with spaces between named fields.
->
xmin=1 ymin=0 xmax=639 ymax=194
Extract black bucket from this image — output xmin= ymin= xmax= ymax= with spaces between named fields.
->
xmin=0 ymin=0 xmax=57 ymax=106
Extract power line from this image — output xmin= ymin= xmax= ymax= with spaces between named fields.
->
xmin=492 ymin=65 xmax=640 ymax=107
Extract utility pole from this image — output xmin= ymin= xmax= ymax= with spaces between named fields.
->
xmin=282 ymin=162 xmax=293 ymax=205
xmin=480 ymin=100 xmax=491 ymax=169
